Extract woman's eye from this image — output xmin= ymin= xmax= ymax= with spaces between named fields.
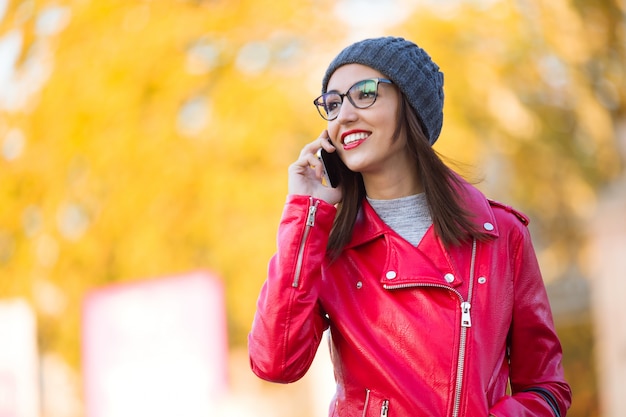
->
xmin=354 ymin=81 xmax=376 ymax=100
xmin=356 ymin=88 xmax=375 ymax=101
xmin=326 ymin=100 xmax=341 ymax=111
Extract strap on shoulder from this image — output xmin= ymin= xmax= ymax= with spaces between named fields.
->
xmin=487 ymin=199 xmax=530 ymax=226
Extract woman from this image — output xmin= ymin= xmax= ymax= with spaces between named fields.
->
xmin=248 ymin=37 xmax=571 ymax=417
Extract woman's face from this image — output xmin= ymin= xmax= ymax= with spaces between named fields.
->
xmin=326 ymin=64 xmax=411 ymax=180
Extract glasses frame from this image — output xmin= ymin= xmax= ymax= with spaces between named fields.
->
xmin=313 ymin=78 xmax=393 ymax=121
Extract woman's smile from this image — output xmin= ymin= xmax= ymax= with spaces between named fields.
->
xmin=341 ymin=130 xmax=370 ymax=149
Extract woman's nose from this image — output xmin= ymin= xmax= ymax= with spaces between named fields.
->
xmin=335 ymin=98 xmax=358 ymax=123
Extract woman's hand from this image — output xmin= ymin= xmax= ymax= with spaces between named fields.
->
xmin=288 ymin=130 xmax=343 ymax=205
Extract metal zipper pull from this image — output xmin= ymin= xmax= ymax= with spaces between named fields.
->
xmin=460 ymin=301 xmax=472 ymax=328
xmin=380 ymin=400 xmax=389 ymax=417
xmin=292 ymin=199 xmax=319 ymax=288
xmin=306 ymin=201 xmax=318 ymax=226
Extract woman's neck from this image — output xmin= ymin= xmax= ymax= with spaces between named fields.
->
xmin=363 ymin=170 xmax=423 ymax=200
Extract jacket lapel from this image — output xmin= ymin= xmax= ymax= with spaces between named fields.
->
xmin=345 ymin=177 xmax=498 ymax=288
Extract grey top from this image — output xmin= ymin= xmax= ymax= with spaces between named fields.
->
xmin=366 ymin=193 xmax=432 ymax=246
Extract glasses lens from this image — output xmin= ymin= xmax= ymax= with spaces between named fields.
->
xmin=348 ymin=79 xmax=378 ymax=109
xmin=316 ymin=93 xmax=342 ymax=120
xmin=314 ymin=79 xmax=385 ymax=120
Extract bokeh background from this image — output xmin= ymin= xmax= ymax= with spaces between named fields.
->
xmin=1 ymin=0 xmax=625 ymax=416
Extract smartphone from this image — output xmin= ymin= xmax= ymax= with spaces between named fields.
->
xmin=316 ymin=148 xmax=342 ymax=188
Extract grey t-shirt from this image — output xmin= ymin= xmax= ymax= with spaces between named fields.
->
xmin=366 ymin=193 xmax=432 ymax=246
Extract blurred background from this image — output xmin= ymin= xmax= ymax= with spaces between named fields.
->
xmin=0 ymin=0 xmax=624 ymax=416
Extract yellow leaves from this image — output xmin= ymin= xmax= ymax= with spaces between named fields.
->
xmin=487 ymin=86 xmax=538 ymax=141
xmin=539 ymin=1 xmax=589 ymax=64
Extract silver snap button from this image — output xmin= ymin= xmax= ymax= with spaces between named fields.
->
xmin=444 ymin=273 xmax=455 ymax=283
xmin=386 ymin=271 xmax=397 ymax=280
xmin=483 ymin=222 xmax=494 ymax=231
xmin=356 ymin=281 xmax=363 ymax=289
xmin=478 ymin=277 xmax=486 ymax=284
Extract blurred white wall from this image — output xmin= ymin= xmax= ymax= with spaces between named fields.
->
xmin=0 ymin=299 xmax=39 ymax=417
xmin=590 ymin=174 xmax=626 ymax=417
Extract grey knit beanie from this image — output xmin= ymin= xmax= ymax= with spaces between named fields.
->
xmin=322 ymin=37 xmax=444 ymax=145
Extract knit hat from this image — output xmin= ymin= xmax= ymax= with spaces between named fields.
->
xmin=322 ymin=37 xmax=444 ymax=145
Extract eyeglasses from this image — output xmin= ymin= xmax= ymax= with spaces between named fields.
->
xmin=313 ymin=78 xmax=393 ymax=121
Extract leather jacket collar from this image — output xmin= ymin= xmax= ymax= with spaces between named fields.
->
xmin=348 ymin=177 xmax=500 ymax=250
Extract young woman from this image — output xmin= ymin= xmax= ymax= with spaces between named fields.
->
xmin=248 ymin=37 xmax=571 ymax=417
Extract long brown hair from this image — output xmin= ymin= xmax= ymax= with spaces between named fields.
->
xmin=326 ymin=94 xmax=491 ymax=258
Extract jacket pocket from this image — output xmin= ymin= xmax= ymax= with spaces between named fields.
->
xmin=362 ymin=389 xmax=390 ymax=417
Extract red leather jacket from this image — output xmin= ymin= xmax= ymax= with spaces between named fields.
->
xmin=249 ymin=181 xmax=571 ymax=417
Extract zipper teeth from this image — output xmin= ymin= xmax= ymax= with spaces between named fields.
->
xmin=466 ymin=239 xmax=478 ymax=306
xmin=384 ymin=282 xmax=464 ymax=301
xmin=361 ymin=389 xmax=371 ymax=417
xmin=452 ymin=327 xmax=469 ymax=417
xmin=452 ymin=239 xmax=477 ymax=417
xmin=292 ymin=198 xmax=318 ymax=288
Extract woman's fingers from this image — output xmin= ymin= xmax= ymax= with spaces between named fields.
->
xmin=302 ymin=130 xmax=336 ymax=155
xmin=287 ymin=130 xmax=342 ymax=204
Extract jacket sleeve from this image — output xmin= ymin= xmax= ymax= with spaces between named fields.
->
xmin=248 ymin=195 xmax=335 ymax=383
xmin=489 ymin=224 xmax=572 ymax=416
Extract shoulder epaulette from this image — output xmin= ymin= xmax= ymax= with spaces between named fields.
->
xmin=488 ymin=199 xmax=530 ymax=226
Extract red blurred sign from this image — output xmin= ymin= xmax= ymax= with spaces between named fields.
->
xmin=82 ymin=270 xmax=228 ymax=417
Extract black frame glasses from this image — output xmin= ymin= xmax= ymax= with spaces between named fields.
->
xmin=313 ymin=78 xmax=393 ymax=121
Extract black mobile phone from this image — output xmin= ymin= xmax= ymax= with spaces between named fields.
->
xmin=316 ymin=148 xmax=342 ymax=188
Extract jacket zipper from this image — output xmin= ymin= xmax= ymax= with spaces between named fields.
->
xmin=451 ymin=239 xmax=477 ymax=417
xmin=362 ymin=389 xmax=390 ymax=417
xmin=292 ymin=197 xmax=319 ymax=288
xmin=380 ymin=400 xmax=389 ymax=417
xmin=361 ymin=389 xmax=371 ymax=417
xmin=383 ymin=239 xmax=477 ymax=417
